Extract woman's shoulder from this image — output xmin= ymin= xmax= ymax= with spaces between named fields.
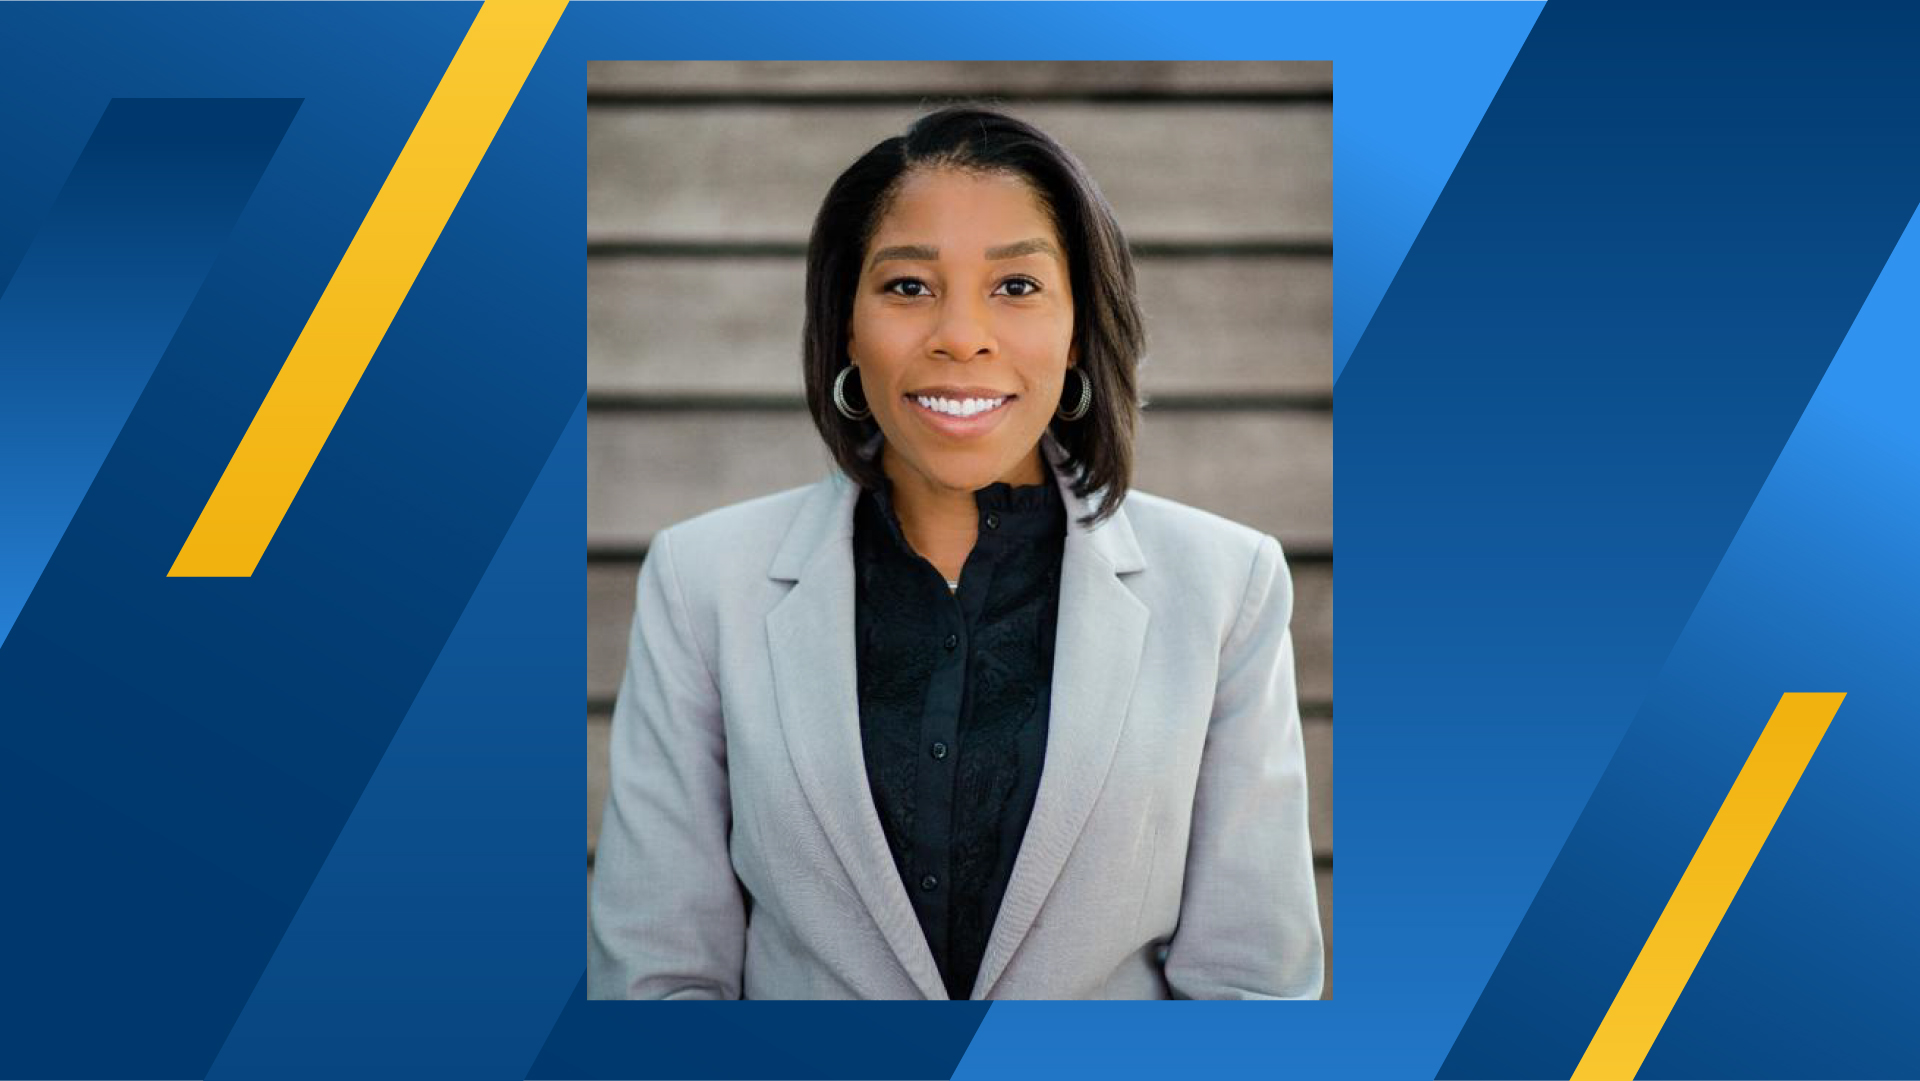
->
xmin=1111 ymin=489 xmax=1292 ymax=640
xmin=1118 ymin=488 xmax=1280 ymax=571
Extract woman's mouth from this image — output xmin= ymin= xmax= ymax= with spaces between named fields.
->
xmin=905 ymin=392 xmax=1016 ymax=437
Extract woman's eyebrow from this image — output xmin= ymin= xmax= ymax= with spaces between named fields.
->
xmin=868 ymin=244 xmax=938 ymax=269
xmin=986 ymin=237 xmax=1061 ymax=261
xmin=867 ymin=238 xmax=1062 ymax=270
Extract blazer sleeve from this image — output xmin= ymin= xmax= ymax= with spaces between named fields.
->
xmin=1163 ymin=533 xmax=1325 ymax=1000
xmin=588 ymin=527 xmax=746 ymax=999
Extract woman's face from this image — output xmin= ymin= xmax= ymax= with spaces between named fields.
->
xmin=848 ymin=166 xmax=1076 ymax=497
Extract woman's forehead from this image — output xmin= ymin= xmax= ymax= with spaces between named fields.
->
xmin=867 ymin=167 xmax=1061 ymax=254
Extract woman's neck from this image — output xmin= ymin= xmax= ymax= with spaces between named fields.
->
xmin=881 ymin=446 xmax=1044 ymax=583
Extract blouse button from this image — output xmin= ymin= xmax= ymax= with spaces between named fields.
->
xmin=943 ymin=633 xmax=958 ymax=651
xmin=920 ymin=874 xmax=940 ymax=892
xmin=984 ymin=512 xmax=1000 ymax=530
xmin=930 ymin=741 xmax=949 ymax=761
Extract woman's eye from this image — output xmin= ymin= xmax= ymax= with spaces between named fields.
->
xmin=883 ymin=278 xmax=932 ymax=298
xmin=996 ymin=276 xmax=1042 ymax=297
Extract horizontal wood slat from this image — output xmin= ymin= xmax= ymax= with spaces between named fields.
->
xmin=1293 ymin=561 xmax=1334 ymax=705
xmin=587 ymin=103 xmax=1330 ymax=245
xmin=588 ymin=60 xmax=1333 ymax=97
xmin=587 ymin=410 xmax=1332 ymax=552
xmin=587 ymin=410 xmax=837 ymax=542
xmin=1317 ymin=865 xmax=1333 ymax=999
xmin=589 ymin=711 xmax=608 ymax=856
xmin=1304 ymin=716 xmax=1333 ymax=862
xmin=588 ymin=254 xmax=1331 ymax=398
xmin=588 ymin=714 xmax=1332 ymax=865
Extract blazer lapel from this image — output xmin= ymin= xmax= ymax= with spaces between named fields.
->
xmin=765 ymin=472 xmax=948 ymax=1000
xmin=971 ymin=438 xmax=1150 ymax=999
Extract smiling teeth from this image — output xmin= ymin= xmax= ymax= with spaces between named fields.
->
xmin=914 ymin=395 xmax=1006 ymax=418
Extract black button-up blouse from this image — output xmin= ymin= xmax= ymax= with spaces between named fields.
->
xmin=853 ymin=473 xmax=1066 ymax=1000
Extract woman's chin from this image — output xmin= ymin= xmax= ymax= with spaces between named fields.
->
xmin=907 ymin=457 xmax=1013 ymax=496
xmin=882 ymin=430 xmax=1046 ymax=495
xmin=927 ymin=466 xmax=1008 ymax=494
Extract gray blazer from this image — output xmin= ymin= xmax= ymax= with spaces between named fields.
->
xmin=589 ymin=437 xmax=1323 ymax=999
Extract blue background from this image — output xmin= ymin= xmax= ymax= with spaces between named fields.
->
xmin=3 ymin=2 xmax=1917 ymax=1079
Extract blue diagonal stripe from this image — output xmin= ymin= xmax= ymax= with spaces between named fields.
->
xmin=207 ymin=397 xmax=586 ymax=1081
xmin=1331 ymin=3 xmax=1540 ymax=382
xmin=1446 ymin=203 xmax=1920 ymax=1080
xmin=0 ymin=97 xmax=297 ymax=648
xmin=1430 ymin=0 xmax=1920 ymax=1075
xmin=1637 ymin=206 xmax=1920 ymax=1080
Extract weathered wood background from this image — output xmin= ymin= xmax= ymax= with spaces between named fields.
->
xmin=586 ymin=60 xmax=1333 ymax=998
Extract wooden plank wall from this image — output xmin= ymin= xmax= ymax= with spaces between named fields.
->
xmin=585 ymin=61 xmax=1333 ymax=997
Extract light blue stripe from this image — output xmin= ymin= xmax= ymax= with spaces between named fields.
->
xmin=0 ymin=97 xmax=296 ymax=646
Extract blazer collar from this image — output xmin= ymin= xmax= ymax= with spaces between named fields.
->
xmin=765 ymin=431 xmax=1150 ymax=999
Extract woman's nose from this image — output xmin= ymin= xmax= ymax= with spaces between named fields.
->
xmin=927 ymin=297 xmax=996 ymax=361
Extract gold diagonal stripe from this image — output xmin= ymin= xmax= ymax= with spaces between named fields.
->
xmin=169 ymin=0 xmax=567 ymax=577
xmin=1572 ymin=691 xmax=1844 ymax=1081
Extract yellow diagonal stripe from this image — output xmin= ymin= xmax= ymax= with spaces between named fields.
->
xmin=169 ymin=0 xmax=566 ymax=577
xmin=1572 ymin=691 xmax=1845 ymax=1081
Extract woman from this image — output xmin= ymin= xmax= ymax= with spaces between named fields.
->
xmin=589 ymin=106 xmax=1322 ymax=1000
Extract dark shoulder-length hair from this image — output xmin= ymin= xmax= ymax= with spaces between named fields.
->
xmin=802 ymin=104 xmax=1145 ymax=526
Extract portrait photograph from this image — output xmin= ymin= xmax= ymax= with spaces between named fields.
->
xmin=584 ymin=60 xmax=1333 ymax=1001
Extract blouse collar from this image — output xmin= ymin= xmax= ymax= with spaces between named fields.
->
xmin=771 ymin=431 xmax=1143 ymax=583
xmin=863 ymin=463 xmax=1063 ymax=556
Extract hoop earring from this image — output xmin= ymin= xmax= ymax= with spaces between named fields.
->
xmin=1056 ymin=367 xmax=1093 ymax=422
xmin=832 ymin=365 xmax=871 ymax=421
